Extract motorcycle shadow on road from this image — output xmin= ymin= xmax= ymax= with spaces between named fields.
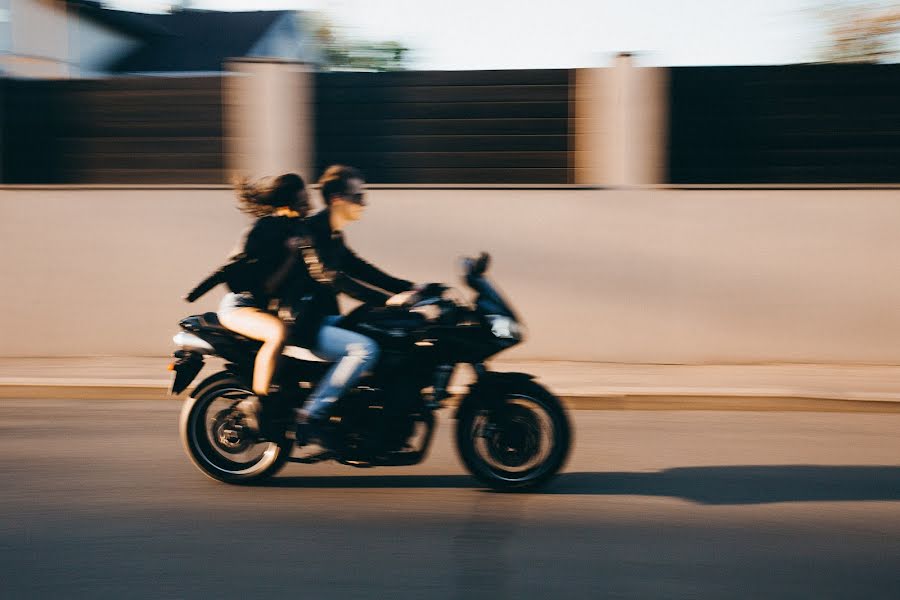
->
xmin=264 ymin=466 xmax=900 ymax=505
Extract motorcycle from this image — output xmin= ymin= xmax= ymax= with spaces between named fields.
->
xmin=171 ymin=253 xmax=571 ymax=491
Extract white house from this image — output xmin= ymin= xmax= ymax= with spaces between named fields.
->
xmin=0 ymin=0 xmax=321 ymax=78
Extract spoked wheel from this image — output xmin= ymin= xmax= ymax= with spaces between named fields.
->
xmin=456 ymin=379 xmax=571 ymax=491
xmin=178 ymin=376 xmax=292 ymax=484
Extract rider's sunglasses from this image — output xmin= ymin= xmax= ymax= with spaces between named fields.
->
xmin=341 ymin=192 xmax=366 ymax=206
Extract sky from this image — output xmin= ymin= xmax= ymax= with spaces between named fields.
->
xmin=104 ymin=0 xmax=849 ymax=69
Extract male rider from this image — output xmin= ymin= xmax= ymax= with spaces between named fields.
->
xmin=292 ymin=165 xmax=418 ymax=443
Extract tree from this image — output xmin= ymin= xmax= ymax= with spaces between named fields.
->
xmin=309 ymin=13 xmax=410 ymax=72
xmin=818 ymin=1 xmax=900 ymax=63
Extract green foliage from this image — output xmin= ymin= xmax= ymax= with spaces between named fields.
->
xmin=310 ymin=13 xmax=410 ymax=72
xmin=818 ymin=1 xmax=900 ymax=63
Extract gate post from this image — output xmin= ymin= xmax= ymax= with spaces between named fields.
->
xmin=574 ymin=53 xmax=669 ymax=186
xmin=224 ymin=59 xmax=315 ymax=183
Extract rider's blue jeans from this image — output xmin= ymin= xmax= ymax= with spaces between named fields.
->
xmin=306 ymin=316 xmax=379 ymax=419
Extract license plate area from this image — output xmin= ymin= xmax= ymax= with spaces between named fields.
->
xmin=168 ymin=351 xmax=204 ymax=395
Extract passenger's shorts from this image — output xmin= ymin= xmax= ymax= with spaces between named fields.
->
xmin=218 ymin=292 xmax=261 ymax=317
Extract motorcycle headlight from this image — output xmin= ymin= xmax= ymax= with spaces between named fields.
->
xmin=486 ymin=315 xmax=522 ymax=340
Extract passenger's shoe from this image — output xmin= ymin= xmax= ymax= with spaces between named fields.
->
xmin=235 ymin=398 xmax=262 ymax=435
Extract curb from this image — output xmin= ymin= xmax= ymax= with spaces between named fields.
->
xmin=559 ymin=394 xmax=900 ymax=412
xmin=2 ymin=382 xmax=900 ymax=412
xmin=0 ymin=383 xmax=171 ymax=401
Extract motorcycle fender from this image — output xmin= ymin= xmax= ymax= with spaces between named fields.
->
xmin=453 ymin=371 xmax=535 ymax=419
xmin=168 ymin=352 xmax=204 ymax=396
xmin=188 ymin=369 xmax=245 ymax=398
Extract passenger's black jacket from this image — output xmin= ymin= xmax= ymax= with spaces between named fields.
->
xmin=287 ymin=208 xmax=413 ymax=346
xmin=233 ymin=214 xmax=307 ymax=305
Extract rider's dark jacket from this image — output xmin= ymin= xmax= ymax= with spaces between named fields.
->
xmin=285 ymin=208 xmax=413 ymax=346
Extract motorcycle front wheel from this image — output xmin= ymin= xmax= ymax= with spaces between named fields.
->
xmin=178 ymin=376 xmax=292 ymax=484
xmin=456 ymin=379 xmax=571 ymax=491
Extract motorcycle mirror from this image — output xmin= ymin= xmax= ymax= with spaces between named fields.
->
xmin=473 ymin=252 xmax=490 ymax=275
xmin=460 ymin=252 xmax=491 ymax=282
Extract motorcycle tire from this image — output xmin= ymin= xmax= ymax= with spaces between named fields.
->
xmin=456 ymin=379 xmax=571 ymax=491
xmin=179 ymin=376 xmax=292 ymax=484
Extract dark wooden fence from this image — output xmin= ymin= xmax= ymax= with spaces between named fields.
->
xmin=2 ymin=79 xmax=59 ymax=184
xmin=668 ymin=64 xmax=900 ymax=184
xmin=3 ymin=65 xmax=899 ymax=185
xmin=1 ymin=76 xmax=224 ymax=184
xmin=314 ymin=69 xmax=573 ymax=184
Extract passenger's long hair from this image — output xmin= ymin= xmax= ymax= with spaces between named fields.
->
xmin=234 ymin=172 xmax=308 ymax=218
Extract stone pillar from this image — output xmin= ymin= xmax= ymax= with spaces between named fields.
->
xmin=574 ymin=54 xmax=669 ymax=186
xmin=224 ymin=59 xmax=315 ymax=183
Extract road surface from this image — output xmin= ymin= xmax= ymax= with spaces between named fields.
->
xmin=1 ymin=399 xmax=898 ymax=599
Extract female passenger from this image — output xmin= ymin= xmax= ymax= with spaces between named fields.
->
xmin=217 ymin=173 xmax=309 ymax=401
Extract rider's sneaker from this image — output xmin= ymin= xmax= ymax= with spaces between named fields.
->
xmin=238 ymin=394 xmax=292 ymax=439
xmin=295 ymin=410 xmax=338 ymax=449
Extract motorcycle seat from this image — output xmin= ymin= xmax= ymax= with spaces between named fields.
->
xmin=200 ymin=312 xmax=329 ymax=363
xmin=197 ymin=312 xmax=234 ymax=334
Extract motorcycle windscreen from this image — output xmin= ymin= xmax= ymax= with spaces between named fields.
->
xmin=472 ymin=276 xmax=519 ymax=320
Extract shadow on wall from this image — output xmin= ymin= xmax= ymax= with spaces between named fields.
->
xmin=264 ymin=465 xmax=900 ymax=505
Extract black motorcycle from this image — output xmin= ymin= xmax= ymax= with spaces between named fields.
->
xmin=171 ymin=253 xmax=571 ymax=491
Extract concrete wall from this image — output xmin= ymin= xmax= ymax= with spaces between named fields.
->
xmin=0 ymin=0 xmax=11 ymax=54
xmin=3 ymin=0 xmax=136 ymax=78
xmin=5 ymin=0 xmax=70 ymax=77
xmin=1 ymin=187 xmax=899 ymax=364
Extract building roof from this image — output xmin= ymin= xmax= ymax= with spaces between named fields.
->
xmin=65 ymin=0 xmax=170 ymax=38
xmin=111 ymin=10 xmax=294 ymax=73
xmin=64 ymin=2 xmax=299 ymax=73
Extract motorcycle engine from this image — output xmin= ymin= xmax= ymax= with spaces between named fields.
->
xmin=332 ymin=387 xmax=418 ymax=458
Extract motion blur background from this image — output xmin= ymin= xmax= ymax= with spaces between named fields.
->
xmin=2 ymin=5 xmax=900 ymax=600
xmin=1 ymin=0 xmax=899 ymax=363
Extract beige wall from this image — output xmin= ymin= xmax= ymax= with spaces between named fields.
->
xmin=0 ymin=54 xmax=67 ymax=77
xmin=1 ymin=187 xmax=899 ymax=364
xmin=2 ymin=0 xmax=137 ymax=78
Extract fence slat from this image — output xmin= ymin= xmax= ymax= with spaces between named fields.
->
xmin=315 ymin=69 xmax=572 ymax=183
xmin=668 ymin=64 xmax=900 ymax=183
xmin=1 ymin=76 xmax=224 ymax=184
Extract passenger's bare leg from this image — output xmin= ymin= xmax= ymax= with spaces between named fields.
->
xmin=218 ymin=307 xmax=286 ymax=396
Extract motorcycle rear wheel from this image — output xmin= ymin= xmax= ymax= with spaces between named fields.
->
xmin=179 ymin=376 xmax=292 ymax=484
xmin=456 ymin=379 xmax=571 ymax=491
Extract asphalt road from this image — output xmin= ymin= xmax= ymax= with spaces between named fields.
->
xmin=1 ymin=400 xmax=898 ymax=600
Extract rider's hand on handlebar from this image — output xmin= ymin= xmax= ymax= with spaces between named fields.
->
xmin=386 ymin=289 xmax=418 ymax=307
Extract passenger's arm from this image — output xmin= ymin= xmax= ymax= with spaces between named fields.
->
xmin=262 ymin=239 xmax=301 ymax=296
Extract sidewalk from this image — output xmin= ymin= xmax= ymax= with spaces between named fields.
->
xmin=1 ymin=357 xmax=899 ymax=411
